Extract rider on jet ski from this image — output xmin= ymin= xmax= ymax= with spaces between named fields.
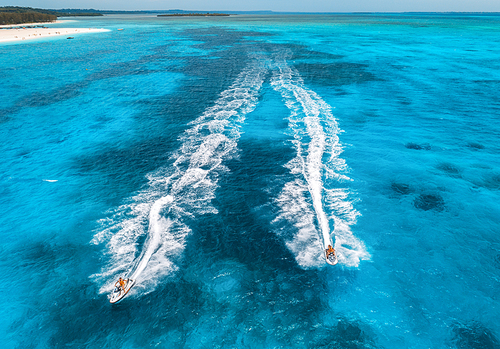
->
xmin=115 ymin=277 xmax=126 ymax=291
xmin=326 ymin=245 xmax=336 ymax=258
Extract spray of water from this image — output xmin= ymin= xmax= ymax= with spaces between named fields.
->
xmin=271 ymin=52 xmax=369 ymax=267
xmin=91 ymin=58 xmax=268 ymax=295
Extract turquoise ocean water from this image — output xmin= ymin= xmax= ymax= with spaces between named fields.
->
xmin=1 ymin=14 xmax=500 ymax=348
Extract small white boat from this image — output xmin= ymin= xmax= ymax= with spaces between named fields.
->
xmin=325 ymin=248 xmax=338 ymax=266
xmin=109 ymin=278 xmax=135 ymax=304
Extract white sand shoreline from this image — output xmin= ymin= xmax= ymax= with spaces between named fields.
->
xmin=0 ymin=26 xmax=110 ymax=43
xmin=0 ymin=20 xmax=65 ymax=28
xmin=0 ymin=28 xmax=109 ymax=43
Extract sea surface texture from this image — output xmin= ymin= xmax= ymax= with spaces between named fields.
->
xmin=1 ymin=14 xmax=500 ymax=348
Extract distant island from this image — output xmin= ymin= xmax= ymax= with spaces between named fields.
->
xmin=158 ymin=13 xmax=231 ymax=17
xmin=0 ymin=6 xmax=102 ymax=25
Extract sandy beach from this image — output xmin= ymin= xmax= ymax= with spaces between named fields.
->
xmin=0 ymin=22 xmax=109 ymax=43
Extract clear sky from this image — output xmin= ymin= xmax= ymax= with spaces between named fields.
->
xmin=2 ymin=0 xmax=500 ymax=12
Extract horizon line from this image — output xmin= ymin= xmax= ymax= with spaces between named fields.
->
xmin=73 ymin=10 xmax=500 ymax=14
xmin=2 ymin=7 xmax=497 ymax=14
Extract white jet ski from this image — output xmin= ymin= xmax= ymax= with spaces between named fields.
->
xmin=325 ymin=246 xmax=338 ymax=266
xmin=109 ymin=278 xmax=135 ymax=304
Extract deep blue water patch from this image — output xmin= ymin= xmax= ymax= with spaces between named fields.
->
xmin=467 ymin=142 xmax=485 ymax=150
xmin=207 ymin=137 xmax=298 ymax=268
xmin=70 ymin=27 xmax=275 ymax=207
xmin=390 ymin=182 xmax=412 ymax=195
xmin=290 ymin=49 xmax=343 ymax=62
xmin=452 ymin=322 xmax=500 ymax=349
xmin=405 ymin=142 xmax=431 ymax=150
xmin=413 ymin=193 xmax=445 ymax=211
xmin=495 ymin=254 xmax=500 ymax=269
xmin=315 ymin=319 xmax=378 ymax=349
xmin=436 ymin=162 xmax=462 ymax=178
xmin=481 ymin=173 xmax=500 ymax=191
xmin=294 ymin=62 xmax=378 ymax=87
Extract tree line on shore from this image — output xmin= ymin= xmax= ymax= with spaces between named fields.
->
xmin=0 ymin=6 xmax=102 ymax=25
xmin=0 ymin=11 xmax=56 ymax=25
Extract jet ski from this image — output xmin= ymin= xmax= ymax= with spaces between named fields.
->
xmin=109 ymin=278 xmax=135 ymax=304
xmin=325 ymin=247 xmax=338 ymax=266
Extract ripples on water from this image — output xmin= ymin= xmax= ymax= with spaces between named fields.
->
xmin=1 ymin=14 xmax=500 ymax=348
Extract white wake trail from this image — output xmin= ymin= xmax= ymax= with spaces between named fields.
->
xmin=271 ymin=53 xmax=369 ymax=268
xmin=91 ymin=59 xmax=267 ymax=294
xmin=129 ymin=195 xmax=173 ymax=281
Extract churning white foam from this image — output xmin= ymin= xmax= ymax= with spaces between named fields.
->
xmin=271 ymin=52 xmax=369 ymax=268
xmin=91 ymin=59 xmax=267 ymax=295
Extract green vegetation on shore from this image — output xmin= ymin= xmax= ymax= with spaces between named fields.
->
xmin=0 ymin=6 xmax=102 ymax=25
xmin=0 ymin=11 xmax=55 ymax=25
xmin=0 ymin=7 xmax=56 ymax=25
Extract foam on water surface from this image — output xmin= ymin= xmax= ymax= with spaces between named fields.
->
xmin=271 ymin=51 xmax=369 ymax=268
xmin=91 ymin=58 xmax=267 ymax=295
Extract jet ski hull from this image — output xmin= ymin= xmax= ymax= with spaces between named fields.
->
xmin=325 ymin=250 xmax=338 ymax=266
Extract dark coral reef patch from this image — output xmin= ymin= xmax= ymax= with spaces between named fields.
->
xmin=452 ymin=322 xmax=499 ymax=349
xmin=414 ymin=194 xmax=445 ymax=211
xmin=405 ymin=142 xmax=431 ymax=150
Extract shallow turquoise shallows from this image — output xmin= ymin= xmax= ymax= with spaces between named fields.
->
xmin=1 ymin=14 xmax=500 ymax=349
